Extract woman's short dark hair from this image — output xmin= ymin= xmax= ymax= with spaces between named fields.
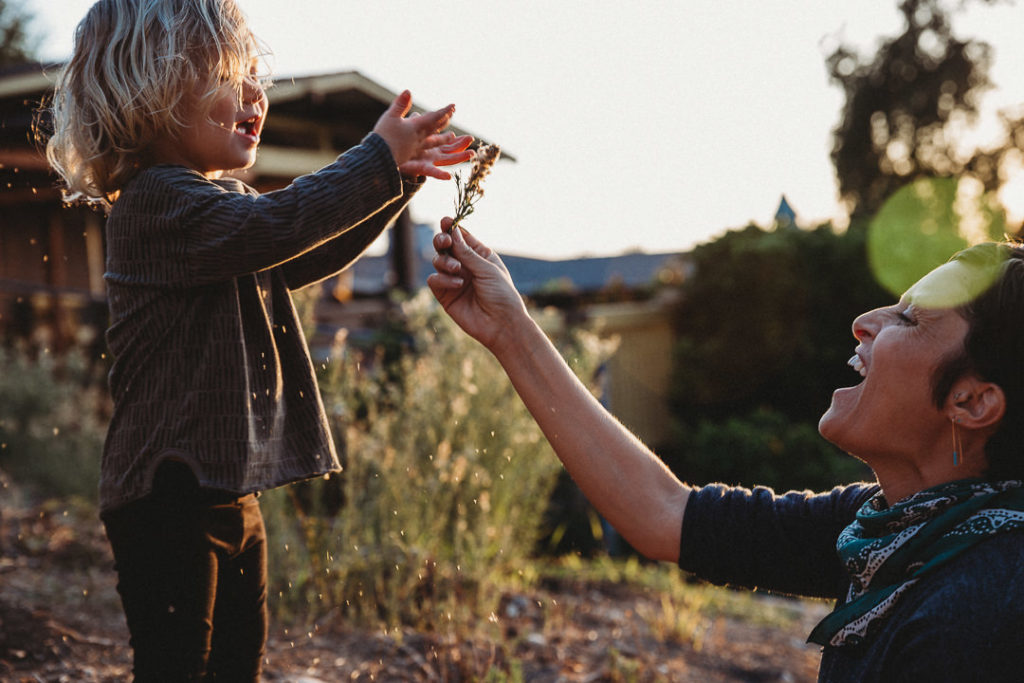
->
xmin=932 ymin=242 xmax=1024 ymax=480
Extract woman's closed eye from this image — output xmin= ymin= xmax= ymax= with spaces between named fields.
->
xmin=895 ymin=304 xmax=921 ymax=326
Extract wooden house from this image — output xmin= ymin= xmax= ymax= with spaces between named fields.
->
xmin=1 ymin=61 xmax=686 ymax=449
xmin=0 ymin=64 xmax=485 ymax=350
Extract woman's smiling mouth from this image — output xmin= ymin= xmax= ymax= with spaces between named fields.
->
xmin=848 ymin=354 xmax=867 ymax=378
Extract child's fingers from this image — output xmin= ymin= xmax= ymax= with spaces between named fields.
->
xmin=419 ymin=132 xmax=455 ymax=150
xmin=416 ymin=104 xmax=456 ymax=134
xmin=422 ymin=132 xmax=473 ymax=151
xmin=400 ymin=160 xmax=452 ymax=180
xmin=386 ymin=90 xmax=413 ymax=119
xmin=443 ymin=135 xmax=474 ymax=153
xmin=429 ymin=131 xmax=456 ymax=146
xmin=421 ymin=167 xmax=453 ymax=180
xmin=404 ymin=142 xmax=473 ymax=170
xmin=433 ymin=149 xmax=474 ymax=167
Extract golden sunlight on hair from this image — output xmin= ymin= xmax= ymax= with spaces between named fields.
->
xmin=42 ymin=0 xmax=269 ymax=207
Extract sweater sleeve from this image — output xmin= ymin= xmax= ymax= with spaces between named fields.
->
xmin=280 ymin=176 xmax=423 ymax=290
xmin=678 ymin=482 xmax=878 ymax=599
xmin=106 ymin=133 xmax=404 ymax=288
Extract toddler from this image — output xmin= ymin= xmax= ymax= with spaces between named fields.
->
xmin=44 ymin=0 xmax=472 ymax=679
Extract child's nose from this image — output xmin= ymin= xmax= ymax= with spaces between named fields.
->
xmin=243 ymin=78 xmax=265 ymax=105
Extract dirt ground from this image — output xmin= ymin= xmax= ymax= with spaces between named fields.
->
xmin=0 ymin=486 xmax=828 ymax=682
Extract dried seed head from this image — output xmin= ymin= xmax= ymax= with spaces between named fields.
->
xmin=449 ymin=143 xmax=501 ymax=232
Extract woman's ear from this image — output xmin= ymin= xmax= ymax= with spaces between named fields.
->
xmin=948 ymin=376 xmax=1006 ymax=430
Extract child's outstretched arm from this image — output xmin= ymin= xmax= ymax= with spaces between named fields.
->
xmin=373 ymin=91 xmax=473 ymax=180
xmin=279 ymin=173 xmax=419 ymax=290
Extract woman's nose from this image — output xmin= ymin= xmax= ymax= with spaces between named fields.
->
xmin=852 ymin=307 xmax=883 ymax=342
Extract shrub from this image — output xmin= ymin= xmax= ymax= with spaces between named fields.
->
xmin=0 ymin=346 xmax=108 ymax=500
xmin=262 ymin=293 xmax=609 ymax=631
xmin=665 ymin=407 xmax=870 ymax=493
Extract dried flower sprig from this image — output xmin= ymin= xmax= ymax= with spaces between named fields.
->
xmin=448 ymin=142 xmax=501 ymax=233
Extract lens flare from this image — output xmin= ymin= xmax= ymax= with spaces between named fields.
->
xmin=867 ymin=177 xmax=1007 ymax=299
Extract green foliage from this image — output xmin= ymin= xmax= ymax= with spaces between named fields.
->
xmin=0 ymin=346 xmax=108 ymax=499
xmin=542 ymin=554 xmax=815 ymax=644
xmin=666 ymin=224 xmax=887 ymax=490
xmin=262 ymin=293 xmax=607 ymax=631
xmin=827 ymin=0 xmax=1021 ymax=220
xmin=671 ymin=223 xmax=890 ymax=423
xmin=669 ymin=408 xmax=870 ymax=493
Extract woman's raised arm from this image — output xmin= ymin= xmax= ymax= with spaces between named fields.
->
xmin=428 ymin=222 xmax=690 ymax=562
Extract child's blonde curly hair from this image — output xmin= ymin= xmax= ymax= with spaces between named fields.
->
xmin=43 ymin=0 xmax=269 ymax=207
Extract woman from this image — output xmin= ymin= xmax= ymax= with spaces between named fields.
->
xmin=428 ymin=220 xmax=1024 ymax=682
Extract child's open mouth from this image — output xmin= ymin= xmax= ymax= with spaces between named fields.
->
xmin=235 ymin=116 xmax=261 ymax=141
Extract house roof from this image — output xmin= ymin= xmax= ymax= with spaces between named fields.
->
xmin=266 ymin=71 xmax=508 ymax=153
xmin=340 ymin=223 xmax=687 ymax=298
xmin=501 ymin=251 xmax=687 ymax=294
xmin=0 ymin=64 xmax=512 ymax=199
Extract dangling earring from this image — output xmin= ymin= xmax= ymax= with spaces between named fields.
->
xmin=951 ymin=417 xmax=964 ymax=467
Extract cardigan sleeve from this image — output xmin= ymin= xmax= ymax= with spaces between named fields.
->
xmin=678 ymin=482 xmax=878 ymax=599
xmin=106 ymin=133 xmax=404 ymax=288
xmin=280 ymin=176 xmax=423 ymax=290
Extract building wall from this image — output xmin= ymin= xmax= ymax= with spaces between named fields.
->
xmin=0 ymin=203 xmax=106 ymax=347
xmin=533 ymin=298 xmax=677 ymax=451
xmin=588 ymin=300 xmax=675 ymax=449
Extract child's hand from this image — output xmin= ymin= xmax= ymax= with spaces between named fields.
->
xmin=373 ymin=91 xmax=474 ymax=180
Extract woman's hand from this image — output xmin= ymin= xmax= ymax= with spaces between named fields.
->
xmin=430 ymin=218 xmax=688 ymax=562
xmin=427 ymin=219 xmax=529 ymax=352
xmin=372 ymin=91 xmax=473 ymax=180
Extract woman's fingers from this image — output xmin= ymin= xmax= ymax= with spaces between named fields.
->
xmin=454 ymin=226 xmax=493 ymax=259
xmin=434 ymin=219 xmax=501 ymax=278
xmin=432 ymin=249 xmax=461 ymax=275
xmin=427 ymin=271 xmax=464 ymax=290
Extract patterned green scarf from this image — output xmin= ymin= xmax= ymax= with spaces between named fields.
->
xmin=808 ymin=478 xmax=1024 ymax=648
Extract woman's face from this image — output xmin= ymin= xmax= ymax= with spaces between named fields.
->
xmin=819 ymin=261 xmax=971 ymax=462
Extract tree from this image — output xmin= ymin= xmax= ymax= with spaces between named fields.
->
xmin=828 ymin=0 xmax=1023 ymax=221
xmin=664 ymin=225 xmax=886 ymax=491
xmin=662 ymin=0 xmax=1023 ymax=492
xmin=670 ymin=224 xmax=889 ymax=426
xmin=0 ymin=0 xmax=35 ymax=68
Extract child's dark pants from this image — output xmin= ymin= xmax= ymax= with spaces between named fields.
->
xmin=101 ymin=462 xmax=268 ymax=681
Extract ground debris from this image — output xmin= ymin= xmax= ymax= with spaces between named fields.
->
xmin=1 ymin=486 xmax=825 ymax=682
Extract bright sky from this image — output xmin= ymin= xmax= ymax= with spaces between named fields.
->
xmin=27 ymin=1 xmax=1024 ymax=259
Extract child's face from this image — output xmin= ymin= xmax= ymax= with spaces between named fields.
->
xmin=151 ymin=72 xmax=267 ymax=177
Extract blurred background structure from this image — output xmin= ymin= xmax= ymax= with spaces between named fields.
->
xmin=6 ymin=3 xmax=1024 ymax=678
xmin=4 ymin=0 xmax=1024 ymax=537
